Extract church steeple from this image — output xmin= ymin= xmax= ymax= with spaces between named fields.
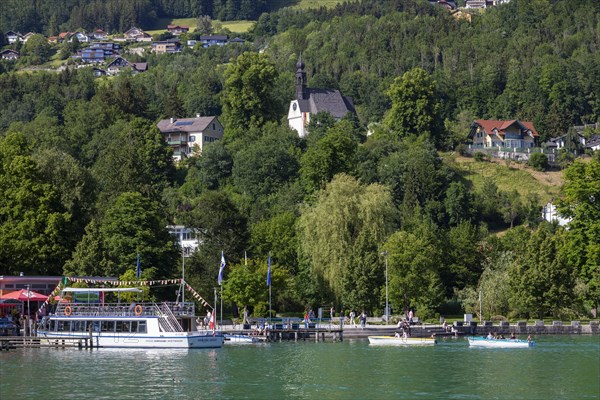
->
xmin=295 ymin=53 xmax=307 ymax=100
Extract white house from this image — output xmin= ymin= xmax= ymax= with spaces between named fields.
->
xmin=542 ymin=203 xmax=571 ymax=227
xmin=157 ymin=115 xmax=224 ymax=161
xmin=288 ymin=55 xmax=356 ymax=138
xmin=167 ymin=225 xmax=199 ymax=257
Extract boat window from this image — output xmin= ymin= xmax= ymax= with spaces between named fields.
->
xmin=137 ymin=321 xmax=147 ymax=333
xmin=92 ymin=321 xmax=100 ymax=332
xmin=116 ymin=321 xmax=131 ymax=333
xmin=58 ymin=321 xmax=70 ymax=332
xmin=101 ymin=321 xmax=115 ymax=332
xmin=72 ymin=321 xmax=86 ymax=332
xmin=50 ymin=320 xmax=56 ymax=331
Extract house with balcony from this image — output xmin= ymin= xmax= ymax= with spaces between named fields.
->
xmin=0 ymin=49 xmax=20 ymax=60
xmin=93 ymin=29 xmax=108 ymax=40
xmin=199 ymin=35 xmax=228 ymax=48
xmin=152 ymin=39 xmax=182 ymax=54
xmin=157 ymin=115 xmax=224 ymax=161
xmin=124 ymin=27 xmax=151 ymax=42
xmin=167 ymin=226 xmax=200 ymax=256
xmin=167 ymin=25 xmax=189 ymax=35
xmin=5 ymin=31 xmax=23 ymax=44
xmin=106 ymin=56 xmax=147 ymax=75
xmin=468 ymin=119 xmax=538 ymax=149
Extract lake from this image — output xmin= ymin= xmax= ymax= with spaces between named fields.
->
xmin=1 ymin=335 xmax=598 ymax=399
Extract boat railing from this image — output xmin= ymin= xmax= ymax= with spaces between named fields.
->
xmin=54 ymin=302 xmax=195 ymax=318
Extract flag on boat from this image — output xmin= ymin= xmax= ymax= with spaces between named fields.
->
xmin=218 ymin=251 xmax=226 ymax=285
xmin=136 ymin=253 xmax=141 ymax=278
xmin=266 ymin=254 xmax=271 ymax=287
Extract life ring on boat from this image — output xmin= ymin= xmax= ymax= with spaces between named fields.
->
xmin=64 ymin=306 xmax=72 ymax=316
xmin=134 ymin=305 xmax=143 ymax=316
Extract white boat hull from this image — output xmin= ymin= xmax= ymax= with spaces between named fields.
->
xmin=37 ymin=330 xmax=224 ymax=349
xmin=368 ymin=336 xmax=436 ymax=346
xmin=224 ymin=334 xmax=260 ymax=344
xmin=468 ymin=337 xmax=534 ymax=348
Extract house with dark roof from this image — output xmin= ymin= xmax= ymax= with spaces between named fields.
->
xmin=106 ymin=56 xmax=147 ymax=75
xmin=5 ymin=31 xmax=23 ymax=44
xmin=288 ymin=55 xmax=356 ymax=138
xmin=0 ymin=49 xmax=19 ymax=60
xmin=468 ymin=119 xmax=538 ymax=149
xmin=199 ymin=35 xmax=228 ymax=48
xmin=157 ymin=116 xmax=224 ymax=161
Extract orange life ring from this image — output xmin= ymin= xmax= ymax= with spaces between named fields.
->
xmin=134 ymin=305 xmax=143 ymax=316
xmin=64 ymin=306 xmax=72 ymax=316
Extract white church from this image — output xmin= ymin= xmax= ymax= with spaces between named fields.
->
xmin=287 ymin=55 xmax=356 ymax=138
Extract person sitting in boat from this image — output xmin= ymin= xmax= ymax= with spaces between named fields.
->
xmin=498 ymin=335 xmax=506 ymax=339
xmin=486 ymin=332 xmax=494 ymax=339
xmin=510 ymin=332 xmax=516 ymax=340
xmin=527 ymin=335 xmax=532 ymax=342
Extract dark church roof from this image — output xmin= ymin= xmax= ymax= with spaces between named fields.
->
xmin=294 ymin=55 xmax=355 ymax=119
xmin=297 ymin=89 xmax=355 ymax=119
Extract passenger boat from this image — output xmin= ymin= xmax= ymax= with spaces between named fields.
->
xmin=37 ymin=288 xmax=224 ymax=349
xmin=368 ymin=335 xmax=437 ymax=346
xmin=467 ymin=337 xmax=535 ymax=348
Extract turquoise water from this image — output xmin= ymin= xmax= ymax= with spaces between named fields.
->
xmin=1 ymin=335 xmax=598 ymax=399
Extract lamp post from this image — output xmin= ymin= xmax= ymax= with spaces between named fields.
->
xmin=381 ymin=251 xmax=388 ymax=323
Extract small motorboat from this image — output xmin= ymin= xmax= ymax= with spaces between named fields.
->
xmin=368 ymin=335 xmax=436 ymax=346
xmin=224 ymin=333 xmax=260 ymax=344
xmin=468 ymin=337 xmax=535 ymax=348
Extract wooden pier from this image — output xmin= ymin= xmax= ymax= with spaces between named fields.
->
xmin=0 ymin=336 xmax=99 ymax=351
xmin=266 ymin=326 xmax=343 ymax=342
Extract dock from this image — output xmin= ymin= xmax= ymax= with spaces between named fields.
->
xmin=0 ymin=336 xmax=99 ymax=350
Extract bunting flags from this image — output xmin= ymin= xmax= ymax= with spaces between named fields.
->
xmin=266 ymin=254 xmax=271 ymax=287
xmin=36 ymin=277 xmax=214 ymax=314
xmin=218 ymin=251 xmax=226 ymax=286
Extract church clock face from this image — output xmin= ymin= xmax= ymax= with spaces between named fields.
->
xmin=293 ymin=103 xmax=297 ymax=111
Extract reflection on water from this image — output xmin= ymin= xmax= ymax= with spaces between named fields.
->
xmin=1 ymin=336 xmax=598 ymax=399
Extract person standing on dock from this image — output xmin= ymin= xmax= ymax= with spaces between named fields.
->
xmin=349 ymin=310 xmax=356 ymax=327
xmin=360 ymin=311 xmax=366 ymax=329
xmin=330 ymin=306 xmax=335 ymax=320
xmin=339 ymin=310 xmax=345 ymax=329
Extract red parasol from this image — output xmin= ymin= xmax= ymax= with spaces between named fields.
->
xmin=0 ymin=289 xmax=49 ymax=302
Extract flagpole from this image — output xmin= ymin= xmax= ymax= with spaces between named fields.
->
xmin=268 ymin=252 xmax=272 ymax=325
xmin=220 ymin=284 xmax=223 ymax=328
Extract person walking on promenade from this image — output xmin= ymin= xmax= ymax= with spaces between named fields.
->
xmin=360 ymin=311 xmax=367 ymax=329
xmin=349 ymin=310 xmax=356 ymax=327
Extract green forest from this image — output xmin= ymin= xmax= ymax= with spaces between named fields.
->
xmin=0 ymin=0 xmax=598 ymax=321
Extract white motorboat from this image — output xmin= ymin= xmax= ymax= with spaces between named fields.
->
xmin=224 ymin=333 xmax=261 ymax=343
xmin=468 ymin=337 xmax=535 ymax=348
xmin=368 ymin=335 xmax=436 ymax=346
xmin=37 ymin=287 xmax=224 ymax=349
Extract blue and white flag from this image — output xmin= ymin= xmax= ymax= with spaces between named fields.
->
xmin=136 ymin=253 xmax=141 ymax=278
xmin=218 ymin=251 xmax=226 ymax=285
xmin=266 ymin=254 xmax=271 ymax=287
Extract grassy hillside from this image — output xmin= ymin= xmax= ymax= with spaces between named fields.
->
xmin=445 ymin=154 xmax=563 ymax=204
xmin=146 ymin=18 xmax=254 ymax=34
xmin=288 ymin=0 xmax=344 ymax=9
